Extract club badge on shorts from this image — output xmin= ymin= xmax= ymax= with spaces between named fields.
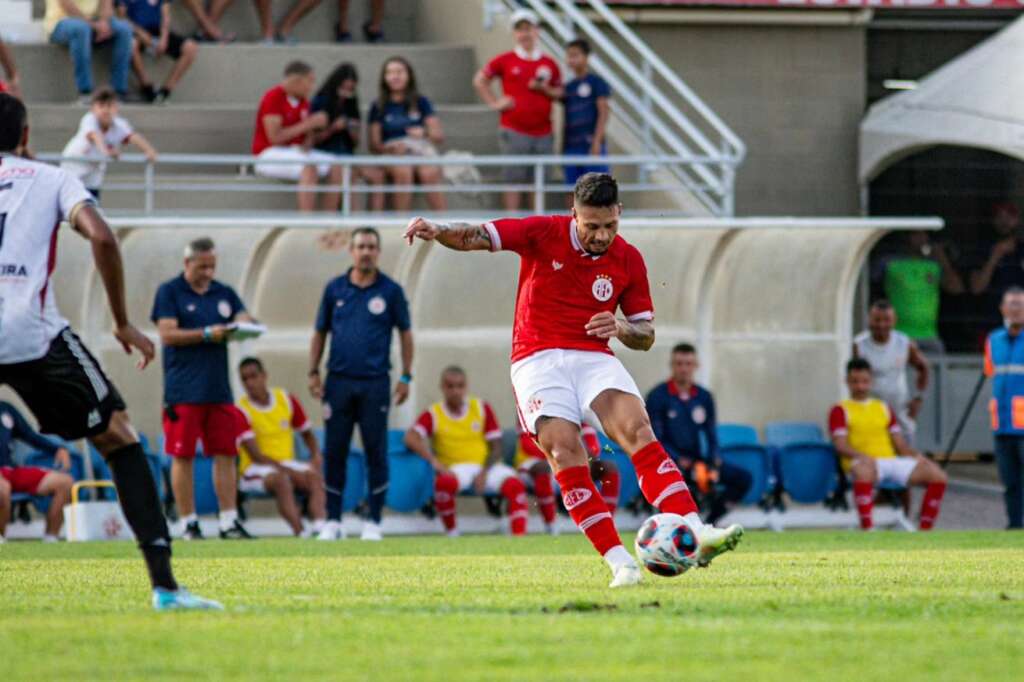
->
xmin=592 ymin=274 xmax=614 ymax=302
xmin=218 ymin=300 xmax=232 ymax=318
xmin=368 ymin=296 xmax=387 ymax=315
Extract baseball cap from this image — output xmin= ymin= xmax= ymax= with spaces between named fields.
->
xmin=509 ymin=8 xmax=540 ymax=29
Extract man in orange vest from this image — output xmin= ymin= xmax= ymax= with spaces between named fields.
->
xmin=404 ymin=366 xmax=528 ymax=536
xmin=829 ymin=358 xmax=947 ymax=531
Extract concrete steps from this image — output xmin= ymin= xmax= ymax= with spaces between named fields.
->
xmin=28 ymin=0 xmax=417 ymax=44
xmin=15 ymin=42 xmax=479 ymax=104
xmin=28 ymin=103 xmax=499 ymax=159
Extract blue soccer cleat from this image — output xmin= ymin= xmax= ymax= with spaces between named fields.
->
xmin=152 ymin=587 xmax=224 ymax=611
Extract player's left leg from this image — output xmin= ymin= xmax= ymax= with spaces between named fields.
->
xmin=355 ymin=376 xmax=391 ymax=541
xmin=33 ymin=471 xmax=73 ymax=540
xmin=590 ymin=388 xmax=743 ymax=566
xmin=906 ymin=455 xmax=948 ymax=530
xmin=484 ymin=464 xmax=528 ymax=536
xmin=264 ymin=470 xmax=303 ymax=536
xmin=287 ymin=463 xmax=327 ymax=535
xmin=206 ymin=405 xmax=250 ymax=539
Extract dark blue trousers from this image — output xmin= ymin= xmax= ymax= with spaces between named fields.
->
xmin=323 ymin=374 xmax=390 ymax=523
xmin=994 ymin=435 xmax=1024 ymax=529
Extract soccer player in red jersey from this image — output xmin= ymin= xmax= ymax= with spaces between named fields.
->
xmin=404 ymin=173 xmax=743 ymax=587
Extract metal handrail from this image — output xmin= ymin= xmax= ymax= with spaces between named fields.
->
xmin=36 ymin=151 xmax=737 ymax=215
xmin=484 ymin=0 xmax=746 ymax=216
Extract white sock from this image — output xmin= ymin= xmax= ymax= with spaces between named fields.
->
xmin=218 ymin=509 xmax=238 ymax=531
xmin=683 ymin=512 xmax=706 ymax=533
xmin=603 ymin=545 xmax=635 ymax=570
xmin=182 ymin=513 xmax=198 ymax=525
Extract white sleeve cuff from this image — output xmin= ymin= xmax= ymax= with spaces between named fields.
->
xmin=412 ymin=424 xmax=429 ymax=439
xmin=297 ymin=421 xmax=312 ymax=433
xmin=831 ymin=428 xmax=848 ymax=437
xmin=484 ymin=429 xmax=503 ymax=441
xmin=626 ymin=311 xmax=654 ymax=322
xmin=484 ymin=222 xmax=502 ymax=252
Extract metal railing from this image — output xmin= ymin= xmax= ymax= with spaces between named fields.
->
xmin=483 ymin=0 xmax=746 ymax=216
xmin=36 ymin=151 xmax=736 ymax=215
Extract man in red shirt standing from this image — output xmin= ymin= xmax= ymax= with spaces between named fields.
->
xmin=252 ymin=61 xmax=339 ymax=212
xmin=473 ymin=9 xmax=562 ymax=212
xmin=404 ymin=173 xmax=743 ymax=588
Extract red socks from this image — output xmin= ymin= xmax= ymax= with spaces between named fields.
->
xmin=919 ymin=482 xmax=946 ymax=530
xmin=434 ymin=472 xmax=459 ymax=532
xmin=500 ymin=477 xmax=529 ymax=536
xmin=555 ymin=465 xmax=622 ymax=555
xmin=631 ymin=441 xmax=698 ymax=516
xmin=853 ymin=481 xmax=874 ymax=530
xmin=599 ymin=467 xmax=620 ymax=513
xmin=531 ymin=470 xmax=557 ymax=525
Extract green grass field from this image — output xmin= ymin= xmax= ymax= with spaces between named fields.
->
xmin=2 ymin=530 xmax=1023 ymax=681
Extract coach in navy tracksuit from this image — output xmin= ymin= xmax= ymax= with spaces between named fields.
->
xmin=309 ymin=227 xmax=413 ymax=541
xmin=645 ymin=343 xmax=751 ymax=525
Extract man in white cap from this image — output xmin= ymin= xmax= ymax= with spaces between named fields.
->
xmin=473 ymin=8 xmax=562 ymax=212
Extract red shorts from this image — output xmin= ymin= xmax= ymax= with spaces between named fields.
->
xmin=0 ymin=466 xmax=50 ymax=494
xmin=162 ymin=403 xmax=246 ymax=458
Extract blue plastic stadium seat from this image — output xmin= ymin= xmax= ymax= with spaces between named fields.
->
xmin=777 ymin=443 xmax=838 ymax=504
xmin=718 ymin=444 xmax=771 ymax=505
xmin=386 ymin=451 xmax=434 ymax=513
xmin=717 ymin=423 xmax=760 ymax=448
xmin=764 ymin=422 xmax=826 ymax=448
xmin=387 ymin=428 xmax=406 ymax=455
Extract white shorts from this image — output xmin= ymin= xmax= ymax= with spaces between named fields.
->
xmin=239 ymin=460 xmax=312 ymax=493
xmin=254 ymin=146 xmax=337 ymax=181
xmin=875 ymin=457 xmax=917 ymax=488
xmin=511 ymin=349 xmax=642 ymax=434
xmin=449 ymin=462 xmax=518 ymax=493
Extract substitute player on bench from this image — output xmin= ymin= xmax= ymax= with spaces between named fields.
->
xmin=404 ymin=366 xmax=528 ymax=536
xmin=404 ymin=173 xmax=742 ymax=587
xmin=0 ymin=93 xmax=218 ymax=609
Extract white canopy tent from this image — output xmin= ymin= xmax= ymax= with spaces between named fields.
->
xmin=860 ymin=16 xmax=1024 ymax=185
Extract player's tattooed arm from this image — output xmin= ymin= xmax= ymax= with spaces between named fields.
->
xmin=585 ymin=312 xmax=655 ymax=351
xmin=403 ymin=217 xmax=492 ymax=251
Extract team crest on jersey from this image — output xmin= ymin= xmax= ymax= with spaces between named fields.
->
xmin=562 ymin=487 xmax=592 ymax=510
xmin=1 ymin=412 xmax=13 ymax=430
xmin=592 ymin=274 xmax=614 ymax=302
xmin=280 ymin=419 xmax=289 ymax=430
xmin=577 ymin=82 xmax=592 ymax=98
xmin=552 ymin=260 xmax=563 ymax=271
xmin=536 ymin=65 xmax=553 ymax=82
xmin=368 ymin=296 xmax=387 ymax=315
xmin=667 ymin=409 xmax=678 ymax=420
xmin=471 ymin=421 xmax=481 ymax=432
xmin=692 ymin=406 xmax=707 ymax=424
xmin=218 ymin=300 xmax=232 ymax=318
xmin=186 ymin=304 xmax=197 ymax=312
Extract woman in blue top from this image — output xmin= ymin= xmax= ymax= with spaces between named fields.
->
xmin=368 ymin=57 xmax=446 ymax=211
xmin=311 ymin=62 xmax=385 ymax=211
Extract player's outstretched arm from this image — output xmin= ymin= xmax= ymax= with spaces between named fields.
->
xmin=72 ymin=205 xmax=155 ymax=368
xmin=403 ymin=217 xmax=492 ymax=251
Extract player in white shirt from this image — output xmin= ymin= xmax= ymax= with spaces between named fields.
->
xmin=60 ymin=88 xmax=157 ymax=199
xmin=0 ymin=93 xmax=217 ymax=611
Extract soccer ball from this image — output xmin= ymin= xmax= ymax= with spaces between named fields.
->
xmin=634 ymin=513 xmax=700 ymax=577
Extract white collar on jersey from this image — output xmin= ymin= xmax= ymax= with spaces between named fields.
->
xmin=569 ymin=220 xmax=603 ymax=260
xmin=514 ymin=46 xmax=544 ymax=62
xmin=440 ymin=401 xmax=470 ymax=421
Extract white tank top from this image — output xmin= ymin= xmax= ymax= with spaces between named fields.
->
xmin=0 ymin=155 xmax=94 ymax=364
xmin=854 ymin=330 xmax=910 ymax=408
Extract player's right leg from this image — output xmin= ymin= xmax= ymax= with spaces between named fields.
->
xmin=33 ymin=470 xmax=73 ymax=540
xmin=905 ymin=456 xmax=948 ymax=530
xmin=264 ymin=469 xmax=303 ymax=536
xmin=319 ymin=376 xmax=356 ymax=540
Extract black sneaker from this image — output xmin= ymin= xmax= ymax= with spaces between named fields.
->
xmin=219 ymin=520 xmax=253 ymax=539
xmin=140 ymin=84 xmax=157 ymax=103
xmin=153 ymin=88 xmax=171 ymax=105
xmin=183 ymin=521 xmax=203 ymax=541
xmin=362 ymin=21 xmax=383 ymax=43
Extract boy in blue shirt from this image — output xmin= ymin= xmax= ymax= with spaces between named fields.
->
xmin=646 ymin=343 xmax=752 ymax=524
xmin=117 ymin=0 xmax=198 ymax=103
xmin=562 ymin=38 xmax=611 ymax=187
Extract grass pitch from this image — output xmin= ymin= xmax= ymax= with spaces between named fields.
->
xmin=1 ymin=530 xmax=1023 ymax=681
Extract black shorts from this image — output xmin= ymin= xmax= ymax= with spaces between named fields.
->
xmin=0 ymin=328 xmax=126 ymax=440
xmin=143 ymin=28 xmax=187 ymax=60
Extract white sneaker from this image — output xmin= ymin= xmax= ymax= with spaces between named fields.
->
xmin=894 ymin=511 xmax=917 ymax=533
xmin=695 ymin=523 xmax=744 ymax=567
xmin=446 ymin=528 xmax=461 ymax=538
xmin=609 ymin=561 xmax=643 ymax=588
xmin=42 ymin=534 xmax=59 ymax=543
xmin=766 ymin=509 xmax=785 ymax=533
xmin=317 ymin=520 xmax=346 ymax=541
xmin=360 ymin=522 xmax=383 ymax=542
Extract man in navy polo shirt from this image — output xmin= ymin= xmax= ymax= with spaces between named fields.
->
xmin=309 ymin=227 xmax=413 ymax=542
xmin=562 ymin=38 xmax=611 ymax=189
xmin=151 ymin=237 xmax=254 ymax=541
xmin=645 ymin=343 xmax=751 ymax=525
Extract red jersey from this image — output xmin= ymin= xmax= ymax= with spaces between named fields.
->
xmin=251 ymin=84 xmax=310 ymax=154
xmin=484 ymin=215 xmax=654 ymax=363
xmin=482 ymin=48 xmax=561 ymax=137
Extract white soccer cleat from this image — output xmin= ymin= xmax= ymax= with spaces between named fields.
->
xmin=360 ymin=521 xmax=383 ymax=542
xmin=894 ymin=511 xmax=917 ymax=533
xmin=609 ymin=561 xmax=643 ymax=588
xmin=695 ymin=523 xmax=744 ymax=567
xmin=317 ymin=520 xmax=346 ymax=541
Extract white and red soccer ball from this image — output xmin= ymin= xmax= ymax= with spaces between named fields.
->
xmin=634 ymin=513 xmax=699 ymax=577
